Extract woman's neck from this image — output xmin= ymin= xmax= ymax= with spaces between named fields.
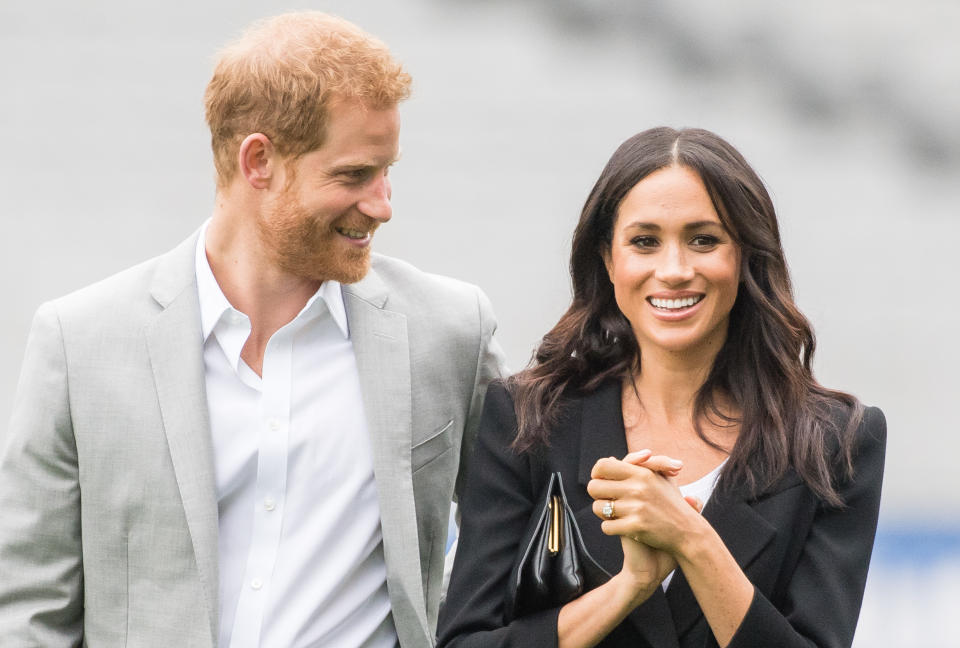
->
xmin=625 ymin=346 xmax=738 ymax=482
xmin=631 ymin=345 xmax=715 ymax=427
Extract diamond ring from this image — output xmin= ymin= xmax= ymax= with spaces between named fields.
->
xmin=601 ymin=500 xmax=616 ymax=520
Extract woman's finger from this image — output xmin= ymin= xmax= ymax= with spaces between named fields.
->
xmin=591 ymin=496 xmax=635 ymax=521
xmin=624 ymin=452 xmax=683 ymax=477
xmin=622 ymin=449 xmax=652 ymax=464
xmin=684 ymin=495 xmax=704 ymax=513
xmin=586 ymin=472 xmax=653 ymax=501
xmin=590 ymin=456 xmax=639 ymax=480
xmin=600 ymin=519 xmax=663 ymax=548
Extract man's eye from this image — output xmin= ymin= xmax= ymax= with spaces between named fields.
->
xmin=343 ymin=169 xmax=371 ymax=182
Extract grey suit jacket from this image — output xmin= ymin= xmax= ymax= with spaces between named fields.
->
xmin=0 ymin=231 xmax=506 ymax=647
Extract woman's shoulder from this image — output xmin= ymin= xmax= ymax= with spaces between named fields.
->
xmin=820 ymin=399 xmax=887 ymax=488
xmin=479 ymin=378 xmax=519 ymax=428
xmin=852 ymin=405 xmax=887 ymax=465
xmin=824 ymin=400 xmax=886 ymax=449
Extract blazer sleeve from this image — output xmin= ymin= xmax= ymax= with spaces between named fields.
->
xmin=728 ymin=406 xmax=887 ymax=648
xmin=0 ymin=302 xmax=84 ymax=646
xmin=455 ymin=286 xmax=509 ymax=502
xmin=438 ymin=382 xmax=562 ymax=648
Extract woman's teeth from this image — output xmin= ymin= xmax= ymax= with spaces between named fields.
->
xmin=649 ymin=295 xmax=703 ymax=310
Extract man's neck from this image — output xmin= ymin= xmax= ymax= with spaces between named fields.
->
xmin=205 ymin=205 xmax=323 ymax=375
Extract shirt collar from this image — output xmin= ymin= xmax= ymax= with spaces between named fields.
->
xmin=194 ymin=219 xmax=351 ymax=344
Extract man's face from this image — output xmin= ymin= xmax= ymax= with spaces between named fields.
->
xmin=257 ymin=98 xmax=401 ymax=284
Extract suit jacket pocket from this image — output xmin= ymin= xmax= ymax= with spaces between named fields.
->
xmin=413 ymin=419 xmax=455 ymax=473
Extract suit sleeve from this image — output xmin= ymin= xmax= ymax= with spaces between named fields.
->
xmin=728 ymin=406 xmax=887 ymax=648
xmin=0 ymin=302 xmax=84 ymax=646
xmin=438 ymin=382 xmax=561 ymax=648
xmin=455 ymin=286 xmax=509 ymax=503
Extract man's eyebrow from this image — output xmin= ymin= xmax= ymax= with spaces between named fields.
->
xmin=331 ymin=152 xmax=402 ymax=173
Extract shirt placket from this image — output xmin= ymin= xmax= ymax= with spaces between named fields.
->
xmin=228 ymin=327 xmax=294 ymax=647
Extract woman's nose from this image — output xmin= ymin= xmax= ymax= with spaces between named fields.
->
xmin=654 ymin=244 xmax=695 ymax=284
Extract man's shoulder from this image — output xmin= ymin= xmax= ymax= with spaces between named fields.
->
xmin=368 ymin=253 xmax=486 ymax=313
xmin=44 ymin=233 xmax=196 ymax=329
xmin=371 ymin=253 xmax=478 ymax=293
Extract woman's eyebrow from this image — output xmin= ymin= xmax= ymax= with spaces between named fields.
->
xmin=621 ymin=219 xmax=723 ymax=231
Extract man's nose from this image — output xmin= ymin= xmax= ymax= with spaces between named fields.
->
xmin=654 ymin=244 xmax=695 ymax=284
xmin=358 ymin=172 xmax=392 ymax=223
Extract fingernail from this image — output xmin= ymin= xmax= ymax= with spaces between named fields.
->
xmin=669 ymin=459 xmax=683 ymax=468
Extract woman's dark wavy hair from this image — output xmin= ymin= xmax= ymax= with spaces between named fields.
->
xmin=508 ymin=127 xmax=861 ymax=506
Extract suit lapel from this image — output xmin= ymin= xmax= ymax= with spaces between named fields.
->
xmin=664 ymin=481 xmax=777 ymax=639
xmin=576 ymin=381 xmax=680 ymax=648
xmin=146 ymin=231 xmax=219 ymax=645
xmin=342 ymin=271 xmax=428 ymax=643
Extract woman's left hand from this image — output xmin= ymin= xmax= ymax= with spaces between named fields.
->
xmin=588 ymin=456 xmax=704 ymax=556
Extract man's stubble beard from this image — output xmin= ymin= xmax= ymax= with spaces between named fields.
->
xmin=257 ymin=189 xmax=373 ymax=285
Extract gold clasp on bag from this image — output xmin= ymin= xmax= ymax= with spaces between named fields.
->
xmin=548 ymin=495 xmax=562 ymax=555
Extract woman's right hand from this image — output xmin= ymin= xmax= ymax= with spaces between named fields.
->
xmin=618 ymin=534 xmax=676 ymax=598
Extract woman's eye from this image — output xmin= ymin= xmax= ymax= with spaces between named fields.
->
xmin=690 ymin=234 xmax=720 ymax=248
xmin=630 ymin=236 xmax=659 ymax=249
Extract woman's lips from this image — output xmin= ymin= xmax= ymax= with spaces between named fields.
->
xmin=646 ymin=294 xmax=705 ymax=321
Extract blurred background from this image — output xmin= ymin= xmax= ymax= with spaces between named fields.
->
xmin=2 ymin=1 xmax=958 ymax=644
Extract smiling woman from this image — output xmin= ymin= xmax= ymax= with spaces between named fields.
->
xmin=438 ymin=127 xmax=886 ymax=648
xmin=603 ymin=165 xmax=741 ymax=359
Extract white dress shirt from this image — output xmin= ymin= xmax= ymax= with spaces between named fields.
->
xmin=195 ymin=223 xmax=397 ymax=647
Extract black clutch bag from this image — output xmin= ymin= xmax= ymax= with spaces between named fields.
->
xmin=504 ymin=472 xmax=612 ymax=621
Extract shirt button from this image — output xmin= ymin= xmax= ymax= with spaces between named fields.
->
xmin=264 ymin=497 xmax=276 ymax=511
xmin=269 ymin=419 xmax=280 ymax=431
xmin=251 ymin=578 xmax=263 ymax=590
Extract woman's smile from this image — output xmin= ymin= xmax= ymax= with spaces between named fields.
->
xmin=647 ymin=292 xmax=706 ymax=321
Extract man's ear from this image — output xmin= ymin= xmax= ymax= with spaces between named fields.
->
xmin=238 ymin=133 xmax=277 ymax=190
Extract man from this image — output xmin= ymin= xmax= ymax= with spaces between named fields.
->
xmin=0 ymin=12 xmax=504 ymax=647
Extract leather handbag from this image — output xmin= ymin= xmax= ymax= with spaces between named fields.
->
xmin=505 ymin=472 xmax=612 ymax=621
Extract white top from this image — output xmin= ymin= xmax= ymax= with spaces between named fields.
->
xmin=661 ymin=460 xmax=727 ymax=591
xmin=196 ymin=223 xmax=396 ymax=648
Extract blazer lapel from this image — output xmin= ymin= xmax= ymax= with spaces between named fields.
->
xmin=576 ymin=379 xmax=628 ymax=488
xmin=146 ymin=231 xmax=219 ymax=645
xmin=576 ymin=381 xmax=680 ymax=648
xmin=664 ymin=481 xmax=777 ymax=639
xmin=342 ymin=271 xmax=428 ymax=643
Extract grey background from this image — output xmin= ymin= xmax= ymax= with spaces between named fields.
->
xmin=2 ymin=1 xmax=958 ymax=644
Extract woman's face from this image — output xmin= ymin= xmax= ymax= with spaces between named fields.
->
xmin=603 ymin=165 xmax=741 ymax=358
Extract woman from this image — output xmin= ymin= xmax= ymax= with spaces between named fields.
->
xmin=437 ymin=127 xmax=885 ymax=648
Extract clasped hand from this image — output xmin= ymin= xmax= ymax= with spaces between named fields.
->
xmin=587 ymin=450 xmax=703 ymax=595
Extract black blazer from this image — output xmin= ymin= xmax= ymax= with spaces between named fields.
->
xmin=437 ymin=380 xmax=886 ymax=648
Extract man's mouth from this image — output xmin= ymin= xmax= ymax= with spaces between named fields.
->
xmin=336 ymin=227 xmax=371 ymax=240
xmin=648 ymin=295 xmax=704 ymax=310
